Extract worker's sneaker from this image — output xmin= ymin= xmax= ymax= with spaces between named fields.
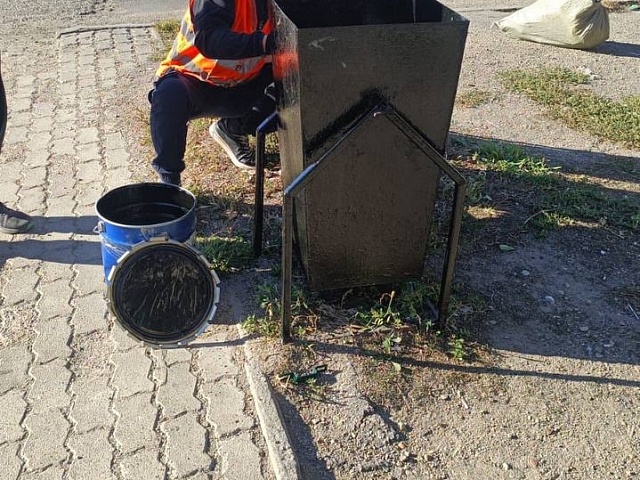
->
xmin=210 ymin=120 xmax=255 ymax=170
xmin=0 ymin=203 xmax=33 ymax=234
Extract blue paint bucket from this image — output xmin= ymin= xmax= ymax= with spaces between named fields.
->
xmin=95 ymin=183 xmax=221 ymax=348
xmin=95 ymin=183 xmax=197 ymax=282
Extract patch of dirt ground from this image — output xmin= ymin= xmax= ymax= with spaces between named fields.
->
xmin=243 ymin=5 xmax=640 ymax=480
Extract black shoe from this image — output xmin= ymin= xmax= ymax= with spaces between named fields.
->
xmin=210 ymin=120 xmax=255 ymax=171
xmin=0 ymin=203 xmax=33 ymax=234
xmin=159 ymin=173 xmax=181 ymax=186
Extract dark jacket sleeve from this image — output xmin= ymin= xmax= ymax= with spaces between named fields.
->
xmin=192 ymin=0 xmax=266 ymax=60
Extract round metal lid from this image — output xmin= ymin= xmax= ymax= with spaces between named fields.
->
xmin=107 ymin=238 xmax=221 ymax=348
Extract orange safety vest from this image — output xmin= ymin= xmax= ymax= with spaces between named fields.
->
xmin=156 ymin=0 xmax=272 ymax=87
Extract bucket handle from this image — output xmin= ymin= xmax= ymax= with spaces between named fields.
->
xmin=94 ymin=221 xmax=105 ymax=234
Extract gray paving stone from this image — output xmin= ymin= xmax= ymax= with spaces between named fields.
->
xmin=71 ymin=376 xmax=114 ymax=434
xmin=0 ymin=345 xmax=32 ymax=395
xmin=18 ymin=187 xmax=47 ymax=214
xmin=163 ymin=413 xmax=212 ymax=478
xmin=52 ymin=121 xmax=76 ymax=140
xmin=51 ymin=138 xmax=75 ymax=156
xmin=54 ymin=108 xmax=76 ymax=123
xmin=104 ymin=132 xmax=126 ymax=150
xmin=21 ymin=465 xmax=65 ymax=479
xmin=76 ymin=182 xmax=105 ymax=208
xmin=197 ymin=347 xmax=240 ymax=382
xmin=163 ymin=348 xmax=193 ymax=366
xmin=0 ymin=389 xmax=27 ymax=444
xmin=70 ymin=329 xmax=114 ymax=381
xmin=48 ymin=175 xmax=76 ymax=200
xmin=110 ymin=323 xmax=145 ymax=351
xmin=112 ymin=349 xmax=154 ymax=397
xmin=20 ymin=166 xmax=48 ymax=190
xmin=67 ymin=429 xmax=114 ymax=480
xmin=0 ymin=182 xmax=20 ymax=200
xmin=4 ymin=125 xmax=29 ymax=145
xmin=37 ymin=279 xmax=74 ymax=322
xmin=104 ymin=167 xmax=131 ymax=190
xmin=33 ymin=103 xmax=55 ymax=117
xmin=217 ymin=432 xmax=264 ymax=480
xmin=0 ymin=25 xmax=282 ymax=480
xmin=203 ymin=378 xmax=255 ymax=437
xmin=76 ymin=127 xmax=99 ymax=145
xmin=72 ymin=263 xmax=106 ymax=296
xmin=58 ymin=81 xmax=77 ymax=97
xmin=32 ymin=317 xmax=72 ymax=364
xmin=11 ymin=97 xmax=32 ymax=112
xmin=31 ymin=116 xmax=54 ymax=133
xmin=78 ymin=77 xmax=97 ymax=90
xmin=105 ymin=148 xmax=130 ymax=170
xmin=22 ymin=410 xmax=69 ymax=471
xmin=72 ymin=239 xmax=103 ymax=264
xmin=40 ymin=262 xmax=72 ymax=283
xmin=114 ymin=392 xmax=158 ymax=453
xmin=9 ymin=111 xmax=32 ymax=127
xmin=77 ymin=142 xmax=101 ymax=163
xmin=156 ymin=362 xmax=201 ymax=418
xmin=25 ymin=138 xmax=52 ymax=162
xmin=1 ymin=161 xmax=22 ymax=182
xmin=2 ymin=266 xmax=39 ymax=306
xmin=120 ymin=447 xmax=165 ymax=480
xmin=0 ymin=442 xmax=22 ymax=480
xmin=16 ymin=75 xmax=37 ymax=88
xmin=29 ymin=359 xmax=72 ymax=415
xmin=25 ymin=129 xmax=53 ymax=150
xmin=4 ymin=251 xmax=42 ymax=271
xmin=71 ymin=292 xmax=109 ymax=335
xmin=76 ymin=160 xmax=103 ymax=183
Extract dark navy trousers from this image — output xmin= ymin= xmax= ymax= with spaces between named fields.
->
xmin=149 ymin=66 xmax=273 ymax=180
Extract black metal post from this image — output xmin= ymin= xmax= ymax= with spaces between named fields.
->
xmin=437 ymin=182 xmax=466 ymax=327
xmin=253 ymin=112 xmax=278 ymax=258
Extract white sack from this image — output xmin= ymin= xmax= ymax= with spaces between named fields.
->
xmin=495 ymin=0 xmax=610 ymax=49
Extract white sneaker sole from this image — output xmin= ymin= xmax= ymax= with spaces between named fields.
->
xmin=209 ymin=123 xmax=255 ymax=171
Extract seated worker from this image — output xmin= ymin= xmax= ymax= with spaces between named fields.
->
xmin=0 ymin=53 xmax=33 ymax=234
xmin=149 ymin=0 xmax=277 ymax=186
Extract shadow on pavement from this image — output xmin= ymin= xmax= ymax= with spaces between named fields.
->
xmin=0 ymin=215 xmax=102 ymax=266
xmin=593 ymin=40 xmax=640 ymax=58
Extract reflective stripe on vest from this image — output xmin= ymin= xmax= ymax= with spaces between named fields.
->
xmin=155 ymin=0 xmax=272 ymax=87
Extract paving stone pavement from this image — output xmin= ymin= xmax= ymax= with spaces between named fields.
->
xmin=0 ymin=26 xmax=281 ymax=480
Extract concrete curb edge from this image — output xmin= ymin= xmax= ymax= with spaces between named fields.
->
xmin=242 ymin=332 xmax=301 ymax=480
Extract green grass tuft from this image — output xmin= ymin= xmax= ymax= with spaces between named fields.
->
xmin=500 ymin=67 xmax=640 ymax=148
xmin=469 ymin=141 xmax=640 ymax=235
xmin=195 ymin=236 xmax=253 ymax=273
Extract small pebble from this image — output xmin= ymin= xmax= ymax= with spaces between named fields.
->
xmin=521 ymin=270 xmax=530 ymax=277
